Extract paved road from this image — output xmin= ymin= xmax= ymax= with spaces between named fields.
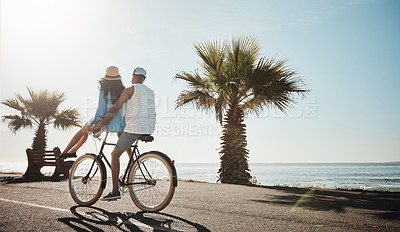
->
xmin=1 ymin=175 xmax=399 ymax=231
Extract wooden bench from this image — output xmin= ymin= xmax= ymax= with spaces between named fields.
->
xmin=23 ymin=147 xmax=74 ymax=178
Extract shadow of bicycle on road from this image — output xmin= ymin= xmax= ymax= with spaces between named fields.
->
xmin=57 ymin=205 xmax=210 ymax=232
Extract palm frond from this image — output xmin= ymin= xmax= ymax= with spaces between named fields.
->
xmin=52 ymin=108 xmax=81 ymax=130
xmin=242 ymin=57 xmax=307 ymax=115
xmin=176 ymin=90 xmax=216 ymax=112
xmin=175 ymin=71 xmax=209 ymax=90
xmin=1 ymin=115 xmax=32 ymax=133
xmin=1 ymin=98 xmax=25 ymax=112
xmin=240 ymin=35 xmax=261 ymax=63
xmin=175 ymin=70 xmax=217 ymax=111
xmin=17 ymin=88 xmax=66 ymax=121
xmin=194 ymin=40 xmax=226 ymax=77
xmin=226 ymin=35 xmax=260 ymax=76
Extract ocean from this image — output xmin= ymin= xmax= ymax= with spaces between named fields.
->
xmin=170 ymin=162 xmax=400 ymax=192
xmin=1 ymin=162 xmax=399 ymax=192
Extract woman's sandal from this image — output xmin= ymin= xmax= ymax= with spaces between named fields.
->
xmin=57 ymin=152 xmax=77 ymax=159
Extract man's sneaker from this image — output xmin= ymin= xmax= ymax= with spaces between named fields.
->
xmin=100 ymin=191 xmax=121 ymax=201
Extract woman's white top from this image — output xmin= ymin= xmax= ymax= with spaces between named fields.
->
xmin=124 ymin=83 xmax=156 ymax=134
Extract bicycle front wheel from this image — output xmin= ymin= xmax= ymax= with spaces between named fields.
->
xmin=128 ymin=152 xmax=175 ymax=212
xmin=69 ymin=154 xmax=105 ymax=206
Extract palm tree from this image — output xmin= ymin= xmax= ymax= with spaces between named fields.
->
xmin=1 ymin=88 xmax=81 ymax=151
xmin=175 ymin=35 xmax=307 ymax=185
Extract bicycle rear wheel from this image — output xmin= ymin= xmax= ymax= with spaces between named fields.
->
xmin=128 ymin=152 xmax=175 ymax=212
xmin=69 ymin=154 xmax=105 ymax=206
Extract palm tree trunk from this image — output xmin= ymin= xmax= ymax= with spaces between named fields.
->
xmin=32 ymin=122 xmax=47 ymax=151
xmin=218 ymin=104 xmax=251 ymax=185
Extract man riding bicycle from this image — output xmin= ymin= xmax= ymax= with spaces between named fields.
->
xmin=94 ymin=67 xmax=156 ymax=201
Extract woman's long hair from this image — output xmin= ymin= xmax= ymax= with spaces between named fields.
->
xmin=99 ymin=79 xmax=125 ymax=104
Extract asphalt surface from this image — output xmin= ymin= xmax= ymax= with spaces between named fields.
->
xmin=0 ymin=174 xmax=399 ymax=231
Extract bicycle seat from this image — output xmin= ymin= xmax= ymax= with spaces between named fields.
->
xmin=139 ymin=134 xmax=154 ymax=142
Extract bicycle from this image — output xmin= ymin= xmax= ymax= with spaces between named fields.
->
xmin=68 ymin=132 xmax=177 ymax=212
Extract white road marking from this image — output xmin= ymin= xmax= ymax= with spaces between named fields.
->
xmin=0 ymin=197 xmax=153 ymax=229
xmin=0 ymin=197 xmax=70 ymax=213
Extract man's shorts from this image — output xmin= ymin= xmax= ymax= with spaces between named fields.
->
xmin=116 ymin=132 xmax=141 ymax=151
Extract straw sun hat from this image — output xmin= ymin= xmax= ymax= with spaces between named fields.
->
xmin=103 ymin=66 xmax=121 ymax=80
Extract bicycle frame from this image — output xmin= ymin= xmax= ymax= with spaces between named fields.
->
xmin=88 ymin=133 xmax=153 ymax=188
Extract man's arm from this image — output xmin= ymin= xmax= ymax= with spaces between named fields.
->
xmin=95 ymin=86 xmax=134 ymax=130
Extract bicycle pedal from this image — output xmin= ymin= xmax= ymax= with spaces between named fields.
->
xmin=107 ymin=199 xmax=117 ymax=201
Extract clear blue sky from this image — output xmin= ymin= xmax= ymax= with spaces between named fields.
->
xmin=1 ymin=0 xmax=399 ymax=164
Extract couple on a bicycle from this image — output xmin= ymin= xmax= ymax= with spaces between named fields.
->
xmin=60 ymin=66 xmax=156 ymax=201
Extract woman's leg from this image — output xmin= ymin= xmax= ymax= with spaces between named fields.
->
xmin=69 ymin=132 xmax=88 ymax=153
xmin=118 ymin=132 xmax=132 ymax=158
xmin=62 ymin=124 xmax=91 ymax=154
